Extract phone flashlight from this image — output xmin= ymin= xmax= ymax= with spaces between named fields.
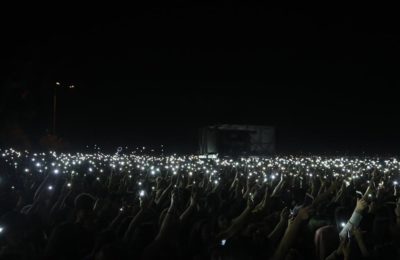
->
xmin=221 ymin=239 xmax=226 ymax=246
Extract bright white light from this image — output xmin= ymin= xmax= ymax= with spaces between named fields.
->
xmin=341 ymin=222 xmax=346 ymax=228
xmin=96 ymin=177 xmax=100 ymax=181
xmin=0 ymin=226 xmax=3 ymax=233
xmin=54 ymin=169 xmax=59 ymax=174
xmin=24 ymin=168 xmax=29 ymax=173
xmin=139 ymin=190 xmax=145 ymax=197
xmin=67 ymin=183 xmax=71 ymax=187
xmin=48 ymin=185 xmax=53 ymax=190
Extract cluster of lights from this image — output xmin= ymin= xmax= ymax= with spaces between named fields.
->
xmin=2 ymin=148 xmax=400 ymax=195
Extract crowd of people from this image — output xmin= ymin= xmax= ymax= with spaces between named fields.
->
xmin=1 ymin=147 xmax=400 ymax=260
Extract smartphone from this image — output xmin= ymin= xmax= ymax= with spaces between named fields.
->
xmin=356 ymin=190 xmax=363 ymax=199
xmin=289 ymin=209 xmax=295 ymax=218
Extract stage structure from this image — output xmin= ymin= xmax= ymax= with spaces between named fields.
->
xmin=199 ymin=125 xmax=275 ymax=156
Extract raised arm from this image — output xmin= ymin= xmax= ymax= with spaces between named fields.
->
xmin=268 ymin=207 xmax=289 ymax=244
xmin=216 ymin=196 xmax=255 ymax=240
xmin=155 ymin=190 xmax=179 ymax=241
xmin=179 ymin=188 xmax=197 ymax=225
xmin=352 ymin=227 xmax=370 ymax=258
xmin=124 ymin=194 xmax=154 ymax=242
xmin=271 ymin=206 xmax=312 ymax=260
xmin=338 ymin=198 xmax=367 ymax=240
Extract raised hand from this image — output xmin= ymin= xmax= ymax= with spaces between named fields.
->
xmin=190 ymin=188 xmax=198 ymax=206
xmin=296 ymin=206 xmax=313 ymax=221
xmin=247 ymin=193 xmax=256 ymax=209
xmin=355 ymin=198 xmax=368 ymax=213
xmin=170 ymin=188 xmax=179 ymax=210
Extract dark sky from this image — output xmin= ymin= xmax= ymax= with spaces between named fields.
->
xmin=1 ymin=3 xmax=400 ymax=154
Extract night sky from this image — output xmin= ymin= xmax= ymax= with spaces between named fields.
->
xmin=1 ymin=3 xmax=400 ymax=154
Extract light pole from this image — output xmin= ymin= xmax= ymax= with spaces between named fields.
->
xmin=53 ymin=82 xmax=75 ymax=136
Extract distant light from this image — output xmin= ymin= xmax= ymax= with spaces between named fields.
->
xmin=67 ymin=183 xmax=71 ymax=188
xmin=139 ymin=190 xmax=145 ymax=197
xmin=0 ymin=226 xmax=3 ymax=233
xmin=56 ymin=82 xmax=61 ymax=86
xmin=341 ymin=222 xmax=346 ymax=228
xmin=54 ymin=169 xmax=59 ymax=174
xmin=48 ymin=185 xmax=53 ymax=190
